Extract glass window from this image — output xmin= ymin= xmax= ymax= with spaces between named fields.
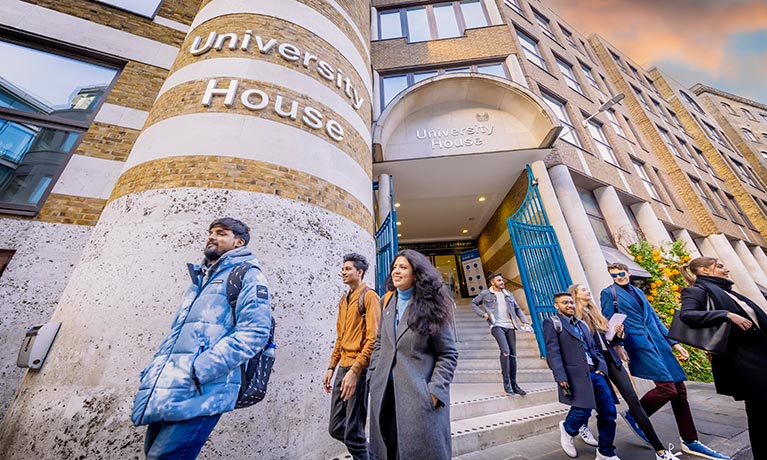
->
xmin=632 ymin=161 xmax=660 ymax=200
xmin=412 ymin=70 xmax=438 ymax=84
xmin=561 ymin=26 xmax=577 ymax=47
xmin=695 ymin=146 xmax=716 ymax=175
xmin=645 ymin=77 xmax=660 ymax=96
xmin=460 ymin=0 xmax=488 ymax=29
xmin=680 ymin=90 xmax=705 ymax=114
xmin=632 ymin=85 xmax=651 ymax=111
xmin=742 ymin=128 xmax=757 ymax=142
xmin=580 ymin=62 xmax=599 ymax=90
xmin=0 ymin=38 xmax=119 ymax=214
xmin=444 ymin=67 xmax=471 ymax=73
xmin=477 ymin=63 xmax=507 ymax=78
xmin=762 ymin=133 xmax=767 ymax=143
xmin=727 ymin=193 xmax=753 ymax=227
xmin=703 ymin=121 xmax=726 ymax=146
xmin=541 ymin=92 xmax=580 ymax=147
xmin=379 ymin=10 xmax=404 ymax=40
xmin=606 ymin=109 xmax=626 ymax=137
xmin=742 ymin=108 xmax=756 ymax=121
xmin=761 ymin=114 xmax=767 ymax=123
xmin=655 ymin=168 xmax=683 ymax=209
xmin=504 ymin=0 xmax=524 ymax=15
xmin=653 ymin=100 xmax=670 ymax=124
xmin=628 ymin=64 xmax=642 ymax=82
xmin=532 ymin=9 xmax=556 ymax=41
xmin=678 ymin=138 xmax=701 ymax=168
xmin=406 ymin=8 xmax=431 ymax=42
xmin=516 ymin=30 xmax=547 ymax=69
xmin=587 ymin=120 xmax=619 ymax=165
xmin=433 ymin=3 xmax=461 ymax=39
xmin=721 ymin=102 xmax=736 ymax=115
xmin=658 ymin=127 xmax=681 ymax=157
xmin=382 ymin=74 xmax=408 ymax=106
xmin=689 ymin=177 xmax=717 ymax=214
xmin=93 ymin=0 xmax=163 ymax=17
xmin=577 ymin=187 xmax=614 ymax=247
xmin=710 ymin=187 xmax=739 ymax=222
xmin=610 ymin=50 xmax=626 ymax=71
xmin=732 ymin=158 xmax=758 ymax=187
xmin=555 ymin=57 xmax=582 ymax=94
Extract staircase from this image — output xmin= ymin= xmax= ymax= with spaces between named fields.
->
xmin=450 ymin=300 xmax=567 ymax=459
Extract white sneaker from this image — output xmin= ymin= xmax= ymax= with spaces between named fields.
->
xmin=655 ymin=447 xmax=682 ymax=460
xmin=559 ymin=421 xmax=577 ymax=458
xmin=595 ymin=451 xmax=621 ymax=460
xmin=579 ymin=424 xmax=599 ymax=447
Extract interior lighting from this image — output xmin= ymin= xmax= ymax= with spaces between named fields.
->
xmin=478 ymin=196 xmax=486 ymax=202
xmin=397 ymin=221 xmax=402 ymax=226
xmin=462 ymin=229 xmax=469 ymax=234
xmin=394 ymin=202 xmax=401 ymax=207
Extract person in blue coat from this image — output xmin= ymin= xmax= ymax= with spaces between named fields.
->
xmin=132 ymin=218 xmax=272 ymax=460
xmin=543 ymin=292 xmax=620 ymax=460
xmin=600 ymin=263 xmax=729 ymax=460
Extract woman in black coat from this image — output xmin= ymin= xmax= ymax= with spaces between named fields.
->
xmin=679 ymin=256 xmax=767 ymax=460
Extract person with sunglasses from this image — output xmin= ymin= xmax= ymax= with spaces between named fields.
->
xmin=600 ymin=263 xmax=730 ymax=460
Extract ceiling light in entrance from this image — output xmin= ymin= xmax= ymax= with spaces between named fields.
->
xmin=462 ymin=229 xmax=469 ymax=234
xmin=397 ymin=221 xmax=402 ymax=226
xmin=478 ymin=196 xmax=486 ymax=202
xmin=397 ymin=233 xmax=402 ymax=237
xmin=394 ymin=202 xmax=401 ymax=208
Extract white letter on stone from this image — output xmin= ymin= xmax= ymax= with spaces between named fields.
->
xmin=318 ymin=61 xmax=335 ymax=81
xmin=255 ymin=36 xmax=278 ymax=54
xmin=326 ymin=120 xmax=345 ymax=142
xmin=214 ymin=33 xmax=239 ymax=50
xmin=303 ymin=107 xmax=323 ymax=129
xmin=278 ymin=43 xmax=301 ymax=61
xmin=275 ymin=95 xmax=299 ymax=120
xmin=241 ymin=89 xmax=269 ymax=110
xmin=190 ymin=32 xmax=217 ymax=56
xmin=241 ymin=30 xmax=253 ymax=51
xmin=202 ymin=79 xmax=239 ymax=107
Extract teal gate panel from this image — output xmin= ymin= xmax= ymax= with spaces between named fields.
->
xmin=507 ymin=166 xmax=572 ymax=357
xmin=373 ymin=176 xmax=398 ymax=296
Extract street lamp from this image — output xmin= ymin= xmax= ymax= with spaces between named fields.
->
xmin=581 ymin=93 xmax=625 ymax=127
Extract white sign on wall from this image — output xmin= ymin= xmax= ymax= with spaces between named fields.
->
xmin=461 ymin=249 xmax=486 ymax=297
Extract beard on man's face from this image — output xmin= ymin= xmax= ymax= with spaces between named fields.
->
xmin=204 ymin=244 xmax=222 ymax=261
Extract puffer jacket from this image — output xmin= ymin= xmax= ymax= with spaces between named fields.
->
xmin=131 ymin=247 xmax=272 ymax=426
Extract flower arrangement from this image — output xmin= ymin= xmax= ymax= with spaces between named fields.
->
xmin=627 ymin=239 xmax=713 ymax=382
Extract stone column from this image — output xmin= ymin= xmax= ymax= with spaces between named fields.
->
xmin=594 ymin=186 xmax=637 ymax=249
xmin=548 ymin=164 xmax=613 ymax=293
xmin=752 ymin=246 xmax=767 ymax=279
xmin=630 ymin=202 xmax=670 ymax=247
xmin=0 ymin=2 xmax=373 ymax=459
xmin=377 ymin=173 xmax=392 ymax=225
xmin=705 ymin=234 xmax=767 ymax=310
xmin=672 ymin=229 xmax=702 ymax=258
xmin=733 ymin=240 xmax=767 ymax=288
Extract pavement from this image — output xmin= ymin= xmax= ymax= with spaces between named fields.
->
xmin=454 ymin=381 xmax=751 ymax=460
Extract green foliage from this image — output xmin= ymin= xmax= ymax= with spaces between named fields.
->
xmin=627 ymin=239 xmax=713 ymax=382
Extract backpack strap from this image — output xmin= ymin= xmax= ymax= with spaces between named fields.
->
xmin=227 ymin=262 xmax=255 ymax=325
xmin=357 ymin=286 xmax=370 ymax=350
xmin=610 ymin=284 xmax=620 ymax=314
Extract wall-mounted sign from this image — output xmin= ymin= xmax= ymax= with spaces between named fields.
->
xmin=460 ymin=249 xmax=486 ymax=296
xmin=415 ymin=124 xmax=495 ymax=150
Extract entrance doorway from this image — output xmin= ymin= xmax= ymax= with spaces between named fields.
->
xmin=399 ymin=241 xmax=477 ymax=299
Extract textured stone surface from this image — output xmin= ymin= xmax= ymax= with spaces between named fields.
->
xmin=0 ymin=188 xmax=375 ymax=460
xmin=0 ymin=219 xmax=93 ymax=418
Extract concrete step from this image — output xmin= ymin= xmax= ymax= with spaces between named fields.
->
xmin=458 ymin=348 xmax=543 ymax=360
xmin=456 ymin=357 xmax=549 ymax=370
xmin=450 ymin=401 xmax=569 ymax=457
xmin=449 ymin=383 xmax=558 ymax=421
xmin=452 ymin=369 xmax=552 ymax=384
xmin=457 ymin=339 xmax=539 ymax=351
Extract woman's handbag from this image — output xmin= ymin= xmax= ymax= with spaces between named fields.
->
xmin=667 ymin=295 xmax=730 ymax=354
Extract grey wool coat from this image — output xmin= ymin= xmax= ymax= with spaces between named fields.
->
xmin=368 ymin=292 xmax=459 ymax=460
xmin=542 ymin=313 xmax=611 ymax=409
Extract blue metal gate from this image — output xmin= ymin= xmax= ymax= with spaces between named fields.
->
xmin=507 ymin=166 xmax=572 ymax=357
xmin=373 ymin=177 xmax=399 ymax=295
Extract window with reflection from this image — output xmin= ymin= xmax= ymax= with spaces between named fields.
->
xmin=555 ymin=57 xmax=582 ymax=94
xmin=0 ymin=37 xmax=120 ymax=215
xmin=516 ymin=30 xmax=547 ymax=70
xmin=380 ymin=62 xmax=508 ymax=108
xmin=633 ymin=160 xmax=660 ymax=201
xmin=541 ymin=92 xmax=581 ymax=147
xmin=587 ymin=120 xmax=619 ymax=165
xmin=378 ymin=1 xmax=489 ymax=42
xmin=577 ymin=187 xmax=614 ymax=247
xmin=93 ymin=0 xmax=164 ymax=18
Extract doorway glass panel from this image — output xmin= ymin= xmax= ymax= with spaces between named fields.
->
xmin=433 ymin=255 xmax=460 ymax=299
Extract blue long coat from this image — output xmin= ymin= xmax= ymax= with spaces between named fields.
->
xmin=600 ymin=284 xmax=686 ymax=382
xmin=132 ymin=247 xmax=272 ymax=425
xmin=542 ymin=314 xmax=611 ymax=409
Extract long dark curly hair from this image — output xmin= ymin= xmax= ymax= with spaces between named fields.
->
xmin=384 ymin=249 xmax=453 ymax=336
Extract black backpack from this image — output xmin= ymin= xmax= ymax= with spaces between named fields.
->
xmin=226 ymin=262 xmax=276 ymax=409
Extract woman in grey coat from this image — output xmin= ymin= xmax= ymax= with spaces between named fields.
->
xmin=368 ymin=249 xmax=459 ymax=460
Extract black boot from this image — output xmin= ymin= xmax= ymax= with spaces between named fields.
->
xmin=500 ymin=354 xmax=514 ymax=394
xmin=509 ymin=355 xmax=527 ymax=395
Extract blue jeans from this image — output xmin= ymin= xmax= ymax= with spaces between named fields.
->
xmin=144 ymin=414 xmax=222 ymax=460
xmin=563 ymin=370 xmax=617 ymax=456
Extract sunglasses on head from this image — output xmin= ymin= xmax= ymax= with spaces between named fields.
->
xmin=610 ymin=272 xmax=627 ymax=278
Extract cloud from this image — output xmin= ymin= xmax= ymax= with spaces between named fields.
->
xmin=545 ymin=0 xmax=767 ymax=102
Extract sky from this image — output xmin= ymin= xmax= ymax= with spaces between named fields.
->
xmin=546 ymin=0 xmax=767 ymax=105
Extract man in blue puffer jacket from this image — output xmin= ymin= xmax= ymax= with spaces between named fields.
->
xmin=132 ymin=217 xmax=272 ymax=459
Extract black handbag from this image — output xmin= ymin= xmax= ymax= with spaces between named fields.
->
xmin=667 ymin=295 xmax=730 ymax=354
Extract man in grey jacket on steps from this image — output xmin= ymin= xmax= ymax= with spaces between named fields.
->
xmin=471 ymin=273 xmax=530 ymax=395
